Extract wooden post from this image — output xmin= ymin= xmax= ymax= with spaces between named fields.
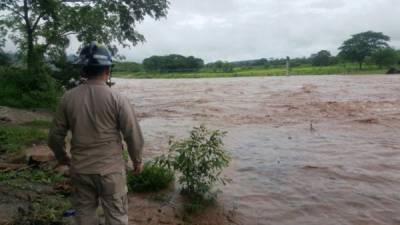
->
xmin=286 ymin=56 xmax=290 ymax=76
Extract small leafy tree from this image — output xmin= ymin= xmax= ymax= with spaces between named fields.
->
xmin=157 ymin=126 xmax=231 ymax=197
xmin=372 ymin=47 xmax=399 ymax=68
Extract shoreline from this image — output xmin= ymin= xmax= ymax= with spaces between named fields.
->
xmin=113 ymin=73 xmax=392 ymax=80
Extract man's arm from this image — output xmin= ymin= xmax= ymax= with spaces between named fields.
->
xmin=48 ymin=96 xmax=70 ymax=165
xmin=118 ymin=97 xmax=144 ymax=170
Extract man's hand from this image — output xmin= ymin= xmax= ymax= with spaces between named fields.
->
xmin=132 ymin=162 xmax=143 ymax=175
xmin=55 ymin=164 xmax=70 ymax=176
xmin=54 ymin=156 xmax=71 ymax=176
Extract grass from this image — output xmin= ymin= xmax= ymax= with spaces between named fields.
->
xmin=22 ymin=119 xmax=53 ymax=129
xmin=14 ymin=197 xmax=72 ymax=225
xmin=127 ymin=163 xmax=174 ymax=193
xmin=114 ymin=64 xmax=388 ymax=79
xmin=0 ymin=168 xmax=66 ymax=187
xmin=0 ymin=123 xmax=48 ymax=155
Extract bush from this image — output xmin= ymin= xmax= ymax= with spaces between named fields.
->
xmin=156 ymin=126 xmax=231 ymax=197
xmin=0 ymin=68 xmax=61 ymax=109
xmin=127 ymin=163 xmax=174 ymax=193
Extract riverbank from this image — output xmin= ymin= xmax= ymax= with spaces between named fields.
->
xmin=113 ymin=65 xmax=387 ymax=79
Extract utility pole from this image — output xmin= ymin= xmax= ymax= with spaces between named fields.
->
xmin=286 ymin=56 xmax=290 ymax=76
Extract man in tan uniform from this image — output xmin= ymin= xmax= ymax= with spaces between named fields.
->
xmin=48 ymin=42 xmax=144 ymax=225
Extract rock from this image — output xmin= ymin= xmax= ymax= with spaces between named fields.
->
xmin=25 ymin=145 xmax=55 ymax=163
xmin=0 ymin=116 xmax=12 ymax=122
xmin=387 ymin=67 xmax=400 ymax=74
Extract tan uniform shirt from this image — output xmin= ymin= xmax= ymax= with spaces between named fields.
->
xmin=48 ymin=80 xmax=144 ymax=175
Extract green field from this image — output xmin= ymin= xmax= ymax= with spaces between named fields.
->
xmin=114 ymin=64 xmax=387 ymax=79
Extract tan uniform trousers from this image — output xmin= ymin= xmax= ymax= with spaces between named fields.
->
xmin=71 ymin=170 xmax=129 ymax=225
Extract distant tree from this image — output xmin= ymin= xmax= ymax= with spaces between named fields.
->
xmin=210 ymin=61 xmax=233 ymax=72
xmin=397 ymin=50 xmax=400 ymax=65
xmin=311 ymin=50 xmax=332 ymax=66
xmin=258 ymin=58 xmax=268 ymax=66
xmin=339 ymin=31 xmax=390 ymax=69
xmin=290 ymin=57 xmax=311 ymax=67
xmin=0 ymin=0 xmax=169 ymax=71
xmin=329 ymin=56 xmax=340 ymax=65
xmin=371 ymin=47 xmax=399 ymax=68
xmin=268 ymin=58 xmax=287 ymax=67
xmin=113 ymin=61 xmax=143 ymax=73
xmin=143 ymin=54 xmax=204 ymax=72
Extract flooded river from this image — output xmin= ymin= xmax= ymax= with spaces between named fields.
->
xmin=115 ymin=75 xmax=400 ymax=225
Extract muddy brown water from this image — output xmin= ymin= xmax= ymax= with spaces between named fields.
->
xmin=115 ymin=75 xmax=400 ymax=225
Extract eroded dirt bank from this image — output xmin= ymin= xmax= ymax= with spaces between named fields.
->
xmin=115 ymin=75 xmax=400 ymax=225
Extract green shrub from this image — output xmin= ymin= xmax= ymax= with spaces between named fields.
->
xmin=0 ymin=123 xmax=48 ymax=154
xmin=127 ymin=163 xmax=174 ymax=193
xmin=156 ymin=126 xmax=231 ymax=197
xmin=0 ymin=68 xmax=61 ymax=109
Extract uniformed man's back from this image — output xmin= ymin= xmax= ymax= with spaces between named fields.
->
xmin=48 ymin=42 xmax=143 ymax=225
xmin=60 ymin=79 xmax=141 ymax=175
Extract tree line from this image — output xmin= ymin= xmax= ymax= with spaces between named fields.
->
xmin=113 ymin=31 xmax=400 ymax=73
xmin=142 ymin=54 xmax=204 ymax=72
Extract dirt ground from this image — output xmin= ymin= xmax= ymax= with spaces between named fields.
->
xmin=115 ymin=75 xmax=400 ymax=225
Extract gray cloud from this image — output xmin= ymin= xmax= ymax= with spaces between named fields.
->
xmin=6 ymin=0 xmax=400 ymax=63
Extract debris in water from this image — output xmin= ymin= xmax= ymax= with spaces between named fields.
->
xmin=310 ymin=121 xmax=316 ymax=132
xmin=355 ymin=118 xmax=379 ymax=124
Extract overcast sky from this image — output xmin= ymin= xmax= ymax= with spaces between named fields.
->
xmin=5 ymin=0 xmax=400 ymax=63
